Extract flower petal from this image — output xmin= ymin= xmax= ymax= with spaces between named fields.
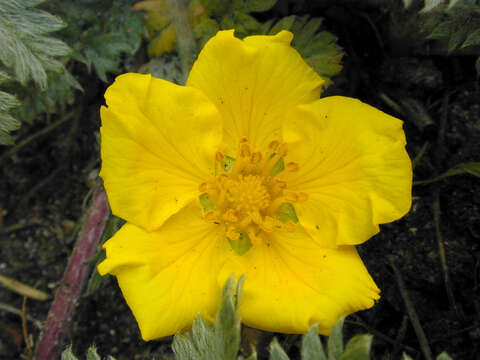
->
xmin=98 ymin=203 xmax=233 ymax=340
xmin=100 ymin=73 xmax=222 ymax=231
xmin=187 ymin=30 xmax=324 ymax=153
xmin=282 ymin=96 xmax=412 ymax=246
xmin=218 ymin=228 xmax=380 ymax=335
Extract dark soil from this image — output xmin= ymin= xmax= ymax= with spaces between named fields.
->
xmin=1 ymin=2 xmax=480 ymax=360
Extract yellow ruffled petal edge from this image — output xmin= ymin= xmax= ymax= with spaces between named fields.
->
xmin=98 ymin=203 xmax=233 ymax=340
xmin=100 ymin=73 xmax=222 ymax=232
xmin=187 ymin=30 xmax=324 ymax=154
xmin=282 ymin=96 xmax=412 ymax=246
xmin=218 ymin=227 xmax=380 ymax=335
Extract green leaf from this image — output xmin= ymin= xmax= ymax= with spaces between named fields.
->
xmin=200 ymin=0 xmax=230 ymax=17
xmin=0 ymin=91 xmax=19 ymax=112
xmin=0 ymin=90 xmax=20 ymax=145
xmin=402 ymin=353 xmax=414 ymax=360
xmin=293 ymin=17 xmax=324 ymax=51
xmin=228 ymin=232 xmax=252 ymax=255
xmin=462 ymin=28 xmax=480 ymax=47
xmin=269 ymin=338 xmax=290 ymax=360
xmin=244 ymin=349 xmax=258 ymax=360
xmin=327 ymin=317 xmax=345 ymax=360
xmin=420 ymin=0 xmax=443 ymax=12
xmin=427 ymin=20 xmax=455 ymax=39
xmin=192 ymin=316 xmax=215 ymax=358
xmin=0 ymin=2 xmax=70 ymax=89
xmin=0 ymin=70 xmax=11 ymax=84
xmin=86 ymin=345 xmax=101 ymax=360
xmin=275 ymin=203 xmax=299 ymax=224
xmin=85 ymin=215 xmax=125 ymax=296
xmin=414 ymin=162 xmax=480 ymax=185
xmin=476 ymin=56 xmax=480 ymax=75
xmin=301 ymin=324 xmax=327 ymax=360
xmin=215 ymin=283 xmax=241 ymax=360
xmin=139 ymin=56 xmax=184 ymax=84
xmin=448 ymin=26 xmax=467 ymax=52
xmin=266 ymin=15 xmax=344 ymax=86
xmin=193 ymin=18 xmax=220 ymax=48
xmin=61 ymin=346 xmax=79 ymax=360
xmin=233 ymin=12 xmax=262 ymax=37
xmin=268 ymin=15 xmax=296 ymax=35
xmin=173 ymin=333 xmax=199 ymax=360
xmin=243 ymin=0 xmax=278 ymax=13
xmin=436 ymin=352 xmax=453 ymax=360
xmin=338 ymin=335 xmax=372 ymax=360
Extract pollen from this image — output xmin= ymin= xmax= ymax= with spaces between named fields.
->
xmin=199 ymin=139 xmax=307 ymax=254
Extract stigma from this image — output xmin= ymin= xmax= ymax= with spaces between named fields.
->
xmin=199 ymin=139 xmax=307 ymax=255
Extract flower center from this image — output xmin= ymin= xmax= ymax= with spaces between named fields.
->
xmin=199 ymin=138 xmax=307 ymax=255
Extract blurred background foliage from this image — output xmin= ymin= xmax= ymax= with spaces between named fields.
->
xmin=1 ymin=0 xmax=480 ymax=145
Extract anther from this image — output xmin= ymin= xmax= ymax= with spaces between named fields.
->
xmin=286 ymin=162 xmax=300 ymax=172
xmin=223 ymin=209 xmax=238 ymax=223
xmin=273 ymin=179 xmax=287 ymax=190
xmin=284 ymin=192 xmax=299 ymax=203
xmin=251 ymin=152 xmax=262 ymax=164
xmin=216 ymin=152 xmax=225 ymax=162
xmin=276 ymin=143 xmax=288 ymax=157
xmin=199 ymin=182 xmax=208 ymax=192
xmin=240 ymin=143 xmax=251 ymax=157
xmin=297 ymin=192 xmax=308 ymax=202
xmin=250 ymin=211 xmax=263 ymax=225
xmin=269 ymin=140 xmax=280 ymax=151
xmin=204 ymin=210 xmax=219 ymax=222
xmin=226 ymin=227 xmax=240 ymax=240
xmin=283 ymin=221 xmax=296 ymax=232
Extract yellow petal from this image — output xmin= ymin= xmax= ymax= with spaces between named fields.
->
xmin=100 ymin=73 xmax=222 ymax=231
xmin=187 ymin=30 xmax=324 ymax=153
xmin=218 ymin=228 xmax=380 ymax=335
xmin=98 ymin=203 xmax=233 ymax=340
xmin=283 ymin=96 xmax=412 ymax=246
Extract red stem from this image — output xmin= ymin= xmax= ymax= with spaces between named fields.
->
xmin=34 ymin=187 xmax=110 ymax=360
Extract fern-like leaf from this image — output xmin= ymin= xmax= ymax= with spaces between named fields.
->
xmin=0 ymin=0 xmax=70 ymax=89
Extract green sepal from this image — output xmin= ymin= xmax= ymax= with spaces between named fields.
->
xmin=199 ymin=193 xmax=215 ymax=211
xmin=221 ymin=156 xmax=236 ymax=174
xmin=228 ymin=233 xmax=252 ymax=255
xmin=269 ymin=338 xmax=290 ymax=360
xmin=327 ymin=317 xmax=345 ymax=360
xmin=275 ymin=203 xmax=299 ymax=224
xmin=301 ymin=324 xmax=327 ymax=360
xmin=338 ymin=334 xmax=372 ymax=360
xmin=270 ymin=158 xmax=285 ymax=177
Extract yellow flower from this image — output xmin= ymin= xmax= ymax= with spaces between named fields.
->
xmin=98 ymin=30 xmax=412 ymax=341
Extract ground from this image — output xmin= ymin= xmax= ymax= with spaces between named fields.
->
xmin=0 ymin=2 xmax=479 ymax=360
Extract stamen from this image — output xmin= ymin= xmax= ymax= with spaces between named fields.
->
xmin=297 ymin=192 xmax=308 ymax=202
xmin=251 ymin=152 xmax=262 ymax=164
xmin=269 ymin=140 xmax=280 ymax=151
xmin=226 ymin=227 xmax=240 ymax=240
xmin=286 ymin=162 xmax=299 ymax=172
xmin=199 ymin=182 xmax=208 ymax=192
xmin=200 ymin=138 xmax=306 ymax=255
xmin=240 ymin=143 xmax=251 ymax=157
xmin=276 ymin=143 xmax=288 ymax=157
xmin=216 ymin=152 xmax=225 ymax=162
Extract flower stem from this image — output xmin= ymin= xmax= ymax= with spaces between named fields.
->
xmin=33 ymin=186 xmax=110 ymax=360
xmin=167 ymin=0 xmax=197 ymax=82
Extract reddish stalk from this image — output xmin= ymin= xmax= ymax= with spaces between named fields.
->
xmin=34 ymin=186 xmax=110 ymax=360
